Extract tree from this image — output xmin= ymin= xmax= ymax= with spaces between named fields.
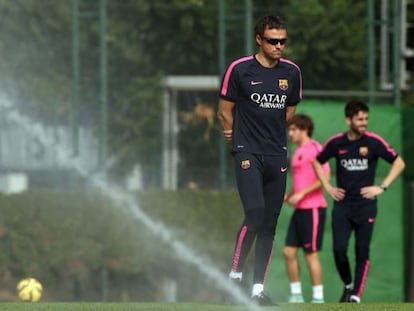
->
xmin=0 ymin=0 xmax=72 ymax=121
xmin=0 ymin=0 xmax=377 ymax=187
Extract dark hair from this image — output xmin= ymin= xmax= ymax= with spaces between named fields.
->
xmin=254 ymin=15 xmax=286 ymax=37
xmin=288 ymin=114 xmax=314 ymax=137
xmin=345 ymin=100 xmax=369 ymax=118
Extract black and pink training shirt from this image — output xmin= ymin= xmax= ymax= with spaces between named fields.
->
xmin=219 ymin=55 xmax=302 ymax=156
xmin=317 ymin=131 xmax=399 ymax=203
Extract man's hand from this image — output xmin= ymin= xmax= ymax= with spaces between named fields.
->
xmin=360 ymin=186 xmax=384 ymax=199
xmin=285 ymin=192 xmax=304 ymax=206
xmin=326 ymin=185 xmax=346 ymax=201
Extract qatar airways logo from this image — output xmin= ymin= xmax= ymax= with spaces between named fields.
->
xmin=340 ymin=158 xmax=368 ymax=171
xmin=250 ymin=93 xmax=287 ymax=109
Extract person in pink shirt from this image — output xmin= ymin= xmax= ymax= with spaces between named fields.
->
xmin=283 ymin=114 xmax=330 ymax=303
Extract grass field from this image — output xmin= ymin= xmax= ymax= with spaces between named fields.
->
xmin=0 ymin=302 xmax=413 ymax=311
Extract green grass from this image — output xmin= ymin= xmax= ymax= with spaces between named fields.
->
xmin=0 ymin=302 xmax=413 ymax=310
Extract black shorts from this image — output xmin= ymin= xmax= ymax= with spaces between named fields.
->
xmin=285 ymin=207 xmax=326 ymax=252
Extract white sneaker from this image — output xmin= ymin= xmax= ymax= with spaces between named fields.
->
xmin=288 ymin=294 xmax=304 ymax=303
xmin=350 ymin=295 xmax=361 ymax=303
xmin=311 ymin=298 xmax=325 ymax=303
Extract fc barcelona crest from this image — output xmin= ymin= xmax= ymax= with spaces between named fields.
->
xmin=279 ymin=79 xmax=288 ymax=91
xmin=241 ymin=159 xmax=250 ymax=169
xmin=359 ymin=146 xmax=368 ymax=156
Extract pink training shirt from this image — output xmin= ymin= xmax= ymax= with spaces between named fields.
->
xmin=291 ymin=139 xmax=330 ymax=209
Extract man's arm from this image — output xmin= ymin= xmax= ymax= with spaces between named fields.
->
xmin=360 ymin=156 xmax=406 ymax=199
xmin=217 ymin=99 xmax=235 ymax=144
xmin=287 ymin=162 xmax=331 ymax=205
xmin=286 ymin=179 xmax=325 ymax=206
xmin=286 ymin=106 xmax=297 ymax=122
xmin=313 ymin=159 xmax=346 ymax=201
xmin=381 ymin=156 xmax=406 ymax=187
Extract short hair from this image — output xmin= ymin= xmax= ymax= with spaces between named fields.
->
xmin=345 ymin=100 xmax=369 ymax=118
xmin=288 ymin=114 xmax=314 ymax=137
xmin=254 ymin=15 xmax=287 ymax=37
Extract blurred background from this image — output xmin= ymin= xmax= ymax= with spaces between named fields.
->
xmin=0 ymin=0 xmax=412 ymax=304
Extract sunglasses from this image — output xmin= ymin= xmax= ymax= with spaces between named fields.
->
xmin=261 ymin=37 xmax=287 ymax=46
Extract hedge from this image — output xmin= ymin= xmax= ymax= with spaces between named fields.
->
xmin=0 ymin=189 xmax=243 ymax=301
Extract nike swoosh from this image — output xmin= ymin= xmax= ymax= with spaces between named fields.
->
xmin=281 ymin=167 xmax=288 ymax=172
xmin=339 ymin=149 xmax=348 ymax=154
xmin=251 ymin=81 xmax=263 ymax=85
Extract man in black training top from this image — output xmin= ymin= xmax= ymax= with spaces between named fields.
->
xmin=313 ymin=100 xmax=405 ymax=303
xmin=217 ymin=15 xmax=302 ymax=305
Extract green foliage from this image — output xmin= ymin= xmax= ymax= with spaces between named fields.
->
xmin=0 ymin=1 xmax=72 ymax=119
xmin=0 ymin=0 xmax=407 ymax=181
xmin=109 ymin=75 xmax=164 ymax=178
xmin=281 ymin=0 xmax=367 ymax=89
